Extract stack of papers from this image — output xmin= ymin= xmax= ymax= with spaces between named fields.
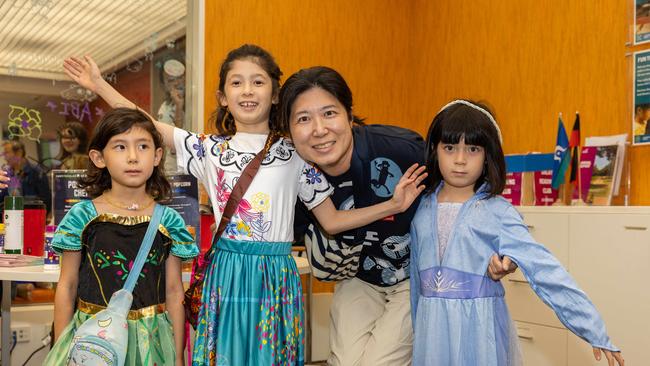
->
xmin=0 ymin=254 xmax=44 ymax=267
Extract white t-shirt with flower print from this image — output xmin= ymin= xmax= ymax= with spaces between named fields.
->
xmin=174 ymin=129 xmax=333 ymax=242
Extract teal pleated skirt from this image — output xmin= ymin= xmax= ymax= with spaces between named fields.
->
xmin=191 ymin=237 xmax=304 ymax=366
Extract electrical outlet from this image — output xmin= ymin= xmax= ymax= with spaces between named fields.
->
xmin=11 ymin=325 xmax=30 ymax=343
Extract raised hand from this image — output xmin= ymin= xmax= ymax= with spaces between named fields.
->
xmin=390 ymin=163 xmax=428 ymax=213
xmin=63 ymin=55 xmax=103 ymax=93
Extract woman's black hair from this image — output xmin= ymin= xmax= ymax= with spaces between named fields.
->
xmin=277 ymin=66 xmax=365 ymax=135
xmin=56 ymin=121 xmax=89 ymax=160
xmin=424 ymin=100 xmax=506 ymax=197
xmin=209 ymin=44 xmax=282 ymax=135
xmin=80 ymin=108 xmax=171 ymax=200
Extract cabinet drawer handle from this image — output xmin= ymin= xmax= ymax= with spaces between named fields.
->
xmin=517 ymin=327 xmax=534 ymax=340
xmin=624 ymin=226 xmax=647 ymax=231
xmin=508 ymin=279 xmax=528 ymax=284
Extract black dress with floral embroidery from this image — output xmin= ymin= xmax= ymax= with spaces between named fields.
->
xmin=79 ymin=217 xmax=171 ymax=309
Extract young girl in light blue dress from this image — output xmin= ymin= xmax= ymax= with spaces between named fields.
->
xmin=409 ymin=100 xmax=624 ymax=366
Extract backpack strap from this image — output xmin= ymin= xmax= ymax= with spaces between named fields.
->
xmin=123 ymin=203 xmax=164 ymax=293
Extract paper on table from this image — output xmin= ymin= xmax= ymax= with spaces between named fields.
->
xmin=0 ymin=254 xmax=43 ymax=267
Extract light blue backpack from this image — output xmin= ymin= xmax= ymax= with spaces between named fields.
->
xmin=66 ymin=204 xmax=164 ymax=366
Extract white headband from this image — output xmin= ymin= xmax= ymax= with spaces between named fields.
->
xmin=438 ymin=100 xmax=503 ymax=143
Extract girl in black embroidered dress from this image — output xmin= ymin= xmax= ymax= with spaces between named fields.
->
xmin=44 ymin=108 xmax=198 ymax=365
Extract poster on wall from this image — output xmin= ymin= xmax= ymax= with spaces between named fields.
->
xmin=51 ymin=169 xmax=90 ymax=225
xmin=636 ymin=0 xmax=650 ymax=44
xmin=633 ymin=50 xmax=650 ymax=144
xmin=52 ymin=171 xmax=200 ymax=240
xmin=166 ymin=173 xmax=200 ymax=240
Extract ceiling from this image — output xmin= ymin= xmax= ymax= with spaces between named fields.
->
xmin=0 ymin=0 xmax=186 ymax=81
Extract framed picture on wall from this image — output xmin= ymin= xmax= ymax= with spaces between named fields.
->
xmin=633 ymin=50 xmax=650 ymax=144
xmin=635 ymin=0 xmax=650 ymax=44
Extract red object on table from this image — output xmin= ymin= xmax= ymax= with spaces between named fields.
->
xmin=23 ymin=202 xmax=46 ymax=256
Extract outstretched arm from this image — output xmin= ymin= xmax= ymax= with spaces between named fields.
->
xmin=499 ymin=205 xmax=622 ymax=361
xmin=63 ymin=55 xmax=176 ymax=150
xmin=311 ymin=164 xmax=426 ymax=235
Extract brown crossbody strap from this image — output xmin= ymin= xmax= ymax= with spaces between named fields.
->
xmin=202 ymin=132 xmax=277 ymax=263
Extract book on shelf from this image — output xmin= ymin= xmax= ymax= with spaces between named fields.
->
xmin=571 ymin=134 xmax=627 ymax=206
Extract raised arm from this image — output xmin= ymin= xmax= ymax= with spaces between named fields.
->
xmin=311 ymin=164 xmax=426 ymax=235
xmin=63 ymin=55 xmax=176 ymax=150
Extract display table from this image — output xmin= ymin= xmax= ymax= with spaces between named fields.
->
xmin=0 ymin=256 xmax=311 ymax=365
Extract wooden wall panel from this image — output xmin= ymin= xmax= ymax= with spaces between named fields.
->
xmin=204 ymin=0 xmax=414 ymax=133
xmin=411 ymin=0 xmax=650 ymax=204
xmin=204 ymin=1 xmax=650 ymax=204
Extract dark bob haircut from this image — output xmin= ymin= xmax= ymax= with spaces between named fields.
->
xmin=209 ymin=44 xmax=283 ymax=136
xmin=424 ymin=100 xmax=506 ymax=197
xmin=277 ymin=66 xmax=364 ymax=135
xmin=80 ymin=108 xmax=171 ymax=200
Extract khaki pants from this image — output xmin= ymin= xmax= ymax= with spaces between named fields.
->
xmin=328 ymin=277 xmax=413 ymax=366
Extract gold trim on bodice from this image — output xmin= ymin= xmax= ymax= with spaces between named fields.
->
xmin=84 ymin=213 xmax=171 ymax=240
xmin=77 ymin=298 xmax=166 ymax=320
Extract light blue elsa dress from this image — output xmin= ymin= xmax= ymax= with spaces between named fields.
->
xmin=409 ymin=184 xmax=619 ymax=366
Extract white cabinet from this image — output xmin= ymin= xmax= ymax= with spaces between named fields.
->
xmin=505 ymin=207 xmax=649 ymax=366
xmin=515 ymin=321 xmax=567 ymax=366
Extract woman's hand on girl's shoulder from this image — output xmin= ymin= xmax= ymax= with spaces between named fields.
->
xmin=390 ymin=163 xmax=427 ymax=213
xmin=593 ymin=347 xmax=624 ymax=366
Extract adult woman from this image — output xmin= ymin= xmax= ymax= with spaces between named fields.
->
xmin=57 ymin=121 xmax=89 ymax=170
